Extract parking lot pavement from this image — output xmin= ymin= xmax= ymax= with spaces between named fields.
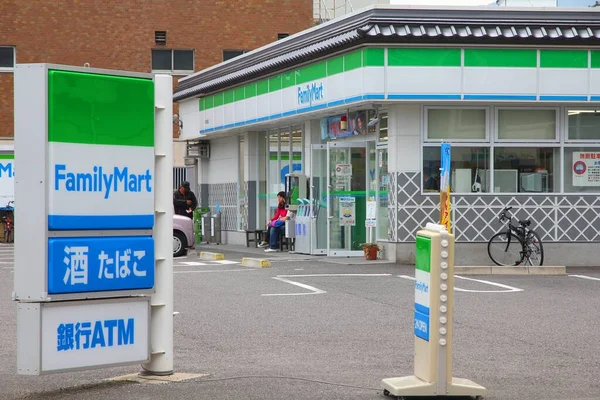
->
xmin=2 ymin=245 xmax=600 ymax=400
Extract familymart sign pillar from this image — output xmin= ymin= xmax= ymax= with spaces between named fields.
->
xmin=382 ymin=223 xmax=486 ymax=397
xmin=13 ymin=64 xmax=173 ymax=375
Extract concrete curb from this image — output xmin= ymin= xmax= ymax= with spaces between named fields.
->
xmin=199 ymin=252 xmax=224 ymax=261
xmin=455 ymin=266 xmax=566 ymax=275
xmin=241 ymin=258 xmax=271 ymax=268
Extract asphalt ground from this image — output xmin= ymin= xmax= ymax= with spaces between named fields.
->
xmin=1 ymin=243 xmax=600 ymax=400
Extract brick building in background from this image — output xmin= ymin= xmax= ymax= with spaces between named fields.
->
xmin=0 ymin=0 xmax=313 ymax=159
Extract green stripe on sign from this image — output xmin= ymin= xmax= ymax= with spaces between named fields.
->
xmin=234 ymin=86 xmax=245 ymax=102
xmin=0 ymin=154 xmax=14 ymax=159
xmin=540 ymin=50 xmax=588 ymax=68
xmin=282 ymin=71 xmax=295 ymax=89
xmin=415 ymin=235 xmax=431 ymax=273
xmin=48 ymin=70 xmax=154 ymax=146
xmin=269 ymin=75 xmax=282 ymax=92
xmin=591 ymin=51 xmax=600 ymax=68
xmin=388 ymin=48 xmax=461 ymax=67
xmin=224 ymin=89 xmax=234 ymax=104
xmin=364 ymin=48 xmax=385 ymax=67
xmin=257 ymin=79 xmax=269 ymax=96
xmin=344 ymin=50 xmax=363 ymax=71
xmin=327 ymin=55 xmax=344 ymax=76
xmin=296 ymin=61 xmax=326 ymax=84
xmin=464 ymin=49 xmax=537 ymax=68
xmin=245 ymin=82 xmax=257 ymax=98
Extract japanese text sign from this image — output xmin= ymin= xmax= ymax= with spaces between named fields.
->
xmin=48 ymin=236 xmax=154 ymax=294
xmin=573 ymin=152 xmax=600 ymax=187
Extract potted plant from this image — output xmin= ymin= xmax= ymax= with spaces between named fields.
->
xmin=361 ymin=242 xmax=380 ymax=260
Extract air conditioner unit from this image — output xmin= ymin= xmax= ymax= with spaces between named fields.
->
xmin=187 ymin=141 xmax=210 ymax=159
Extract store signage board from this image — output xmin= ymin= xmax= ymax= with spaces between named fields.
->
xmin=0 ymin=154 xmax=14 ymax=206
xmin=572 ymin=151 xmax=600 ymax=187
xmin=14 ymin=64 xmax=156 ymax=302
xmin=414 ymin=235 xmax=431 ymax=342
xmin=17 ymin=298 xmax=150 ymax=375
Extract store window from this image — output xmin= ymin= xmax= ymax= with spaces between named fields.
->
xmin=376 ymin=148 xmax=389 ymax=240
xmin=564 ymin=147 xmax=600 ymax=193
xmin=238 ymin=136 xmax=246 ymax=231
xmin=0 ymin=46 xmax=15 ymax=70
xmin=497 ymin=109 xmax=557 ymax=141
xmin=151 ymin=49 xmax=194 ymax=74
xmin=494 ymin=147 xmax=559 ymax=193
xmin=568 ymin=110 xmax=600 ymax=141
xmin=423 ymin=147 xmax=491 ymax=193
xmin=378 ymin=112 xmax=388 ymax=143
xmin=266 ymin=126 xmax=303 ymax=217
xmin=426 ymin=109 xmax=487 ymax=141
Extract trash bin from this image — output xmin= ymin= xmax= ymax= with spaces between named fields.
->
xmin=194 ymin=207 xmax=210 ymax=244
xmin=201 ymin=211 xmax=222 ymax=244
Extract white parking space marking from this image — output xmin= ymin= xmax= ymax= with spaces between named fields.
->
xmin=178 ymin=262 xmax=208 ymax=266
xmin=262 ymin=274 xmax=392 ymax=297
xmin=262 ymin=277 xmax=326 ymax=297
xmin=398 ymin=275 xmax=523 ymax=293
xmin=212 ymin=260 xmax=240 ymax=265
xmin=174 ymin=269 xmax=255 ymax=274
xmin=569 ymin=274 xmax=600 ymax=282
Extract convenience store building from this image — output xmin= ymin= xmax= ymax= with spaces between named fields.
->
xmin=174 ymin=5 xmax=600 ymax=266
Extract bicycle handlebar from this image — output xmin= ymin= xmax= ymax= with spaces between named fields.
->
xmin=498 ymin=206 xmax=513 ymax=223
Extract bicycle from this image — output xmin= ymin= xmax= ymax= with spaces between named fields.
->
xmin=487 ymin=206 xmax=544 ymax=267
xmin=2 ymin=201 xmax=13 ymax=243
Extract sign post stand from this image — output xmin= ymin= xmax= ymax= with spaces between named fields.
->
xmin=13 ymin=64 xmax=173 ymax=375
xmin=381 ymin=223 xmax=486 ymax=398
xmin=141 ymin=75 xmax=174 ymax=376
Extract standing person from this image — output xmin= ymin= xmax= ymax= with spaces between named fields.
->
xmin=173 ymin=181 xmax=198 ymax=219
xmin=259 ymin=191 xmax=289 ymax=252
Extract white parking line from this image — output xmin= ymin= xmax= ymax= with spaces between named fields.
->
xmin=262 ymin=277 xmax=326 ymax=297
xmin=178 ymin=262 xmax=208 ymax=266
xmin=262 ymin=274 xmax=391 ymax=297
xmin=212 ymin=260 xmax=241 ymax=265
xmin=397 ymin=275 xmax=523 ymax=293
xmin=569 ymin=274 xmax=600 ymax=282
xmin=174 ymin=269 xmax=254 ymax=274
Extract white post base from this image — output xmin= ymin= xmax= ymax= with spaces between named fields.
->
xmin=382 ymin=376 xmax=487 ymax=398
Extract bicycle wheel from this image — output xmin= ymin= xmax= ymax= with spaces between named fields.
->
xmin=488 ymin=232 xmax=524 ymax=266
xmin=525 ymin=231 xmax=544 ymax=267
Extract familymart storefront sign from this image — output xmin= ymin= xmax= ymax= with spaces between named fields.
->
xmin=14 ymin=64 xmax=160 ymax=375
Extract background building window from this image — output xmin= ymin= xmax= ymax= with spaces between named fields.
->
xmin=151 ymin=49 xmax=194 ymax=73
xmin=277 ymin=33 xmax=290 ymax=40
xmin=423 ymin=147 xmax=491 ymax=193
xmin=0 ymin=46 xmax=15 ymax=70
xmin=564 ymin=147 xmax=600 ymax=193
xmin=223 ymin=50 xmax=247 ymax=61
xmin=426 ymin=108 xmax=487 ymax=140
xmin=497 ymin=109 xmax=557 ymax=141
xmin=568 ymin=110 xmax=600 ymax=141
xmin=494 ymin=147 xmax=559 ymax=193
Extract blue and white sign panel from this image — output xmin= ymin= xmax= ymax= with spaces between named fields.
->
xmin=414 ymin=273 xmax=430 ymax=342
xmin=48 ymin=236 xmax=154 ymax=294
xmin=40 ymin=298 xmax=149 ymax=373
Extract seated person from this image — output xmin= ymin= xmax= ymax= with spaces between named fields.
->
xmin=259 ymin=191 xmax=289 ymax=252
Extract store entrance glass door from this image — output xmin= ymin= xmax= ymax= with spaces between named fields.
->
xmin=327 ymin=142 xmax=367 ymax=257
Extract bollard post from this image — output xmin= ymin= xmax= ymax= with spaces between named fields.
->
xmin=382 ymin=223 xmax=486 ymax=397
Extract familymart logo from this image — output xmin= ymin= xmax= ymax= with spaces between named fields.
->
xmin=54 ymin=164 xmax=152 ymax=199
xmin=297 ymin=82 xmax=324 ymax=106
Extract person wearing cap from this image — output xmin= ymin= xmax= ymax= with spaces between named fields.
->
xmin=173 ymin=181 xmax=198 ymax=219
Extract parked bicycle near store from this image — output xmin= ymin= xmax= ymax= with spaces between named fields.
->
xmin=3 ymin=200 xmax=14 ymax=243
xmin=487 ymin=206 xmax=544 ymax=267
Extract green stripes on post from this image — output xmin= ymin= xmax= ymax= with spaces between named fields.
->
xmin=415 ymin=236 xmax=431 ymax=273
xmin=48 ymin=70 xmax=154 ymax=146
xmin=540 ymin=50 xmax=588 ymax=68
